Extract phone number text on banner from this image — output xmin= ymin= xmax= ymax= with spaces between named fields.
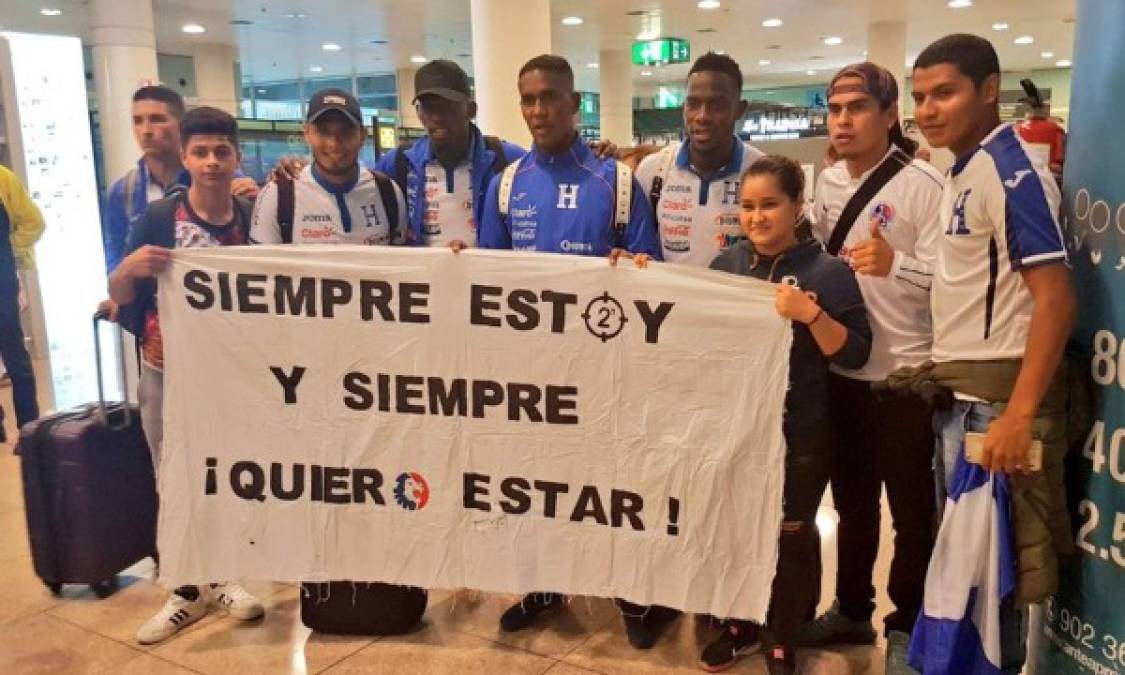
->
xmin=156 ymin=246 xmax=791 ymax=621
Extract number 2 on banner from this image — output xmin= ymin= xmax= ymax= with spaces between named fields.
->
xmin=1075 ymin=500 xmax=1125 ymax=568
xmin=1092 ymin=330 xmax=1125 ymax=388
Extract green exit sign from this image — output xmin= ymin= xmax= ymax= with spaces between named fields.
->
xmin=631 ymin=38 xmax=691 ymax=66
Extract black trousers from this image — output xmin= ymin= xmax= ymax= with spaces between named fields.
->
xmin=828 ymin=373 xmax=935 ymax=634
xmin=766 ymin=432 xmax=831 ymax=646
xmin=0 ymin=269 xmax=38 ymax=431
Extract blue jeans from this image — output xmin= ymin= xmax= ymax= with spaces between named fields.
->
xmin=0 ymin=272 xmax=38 ymax=432
xmin=933 ymin=401 xmax=1028 ymax=673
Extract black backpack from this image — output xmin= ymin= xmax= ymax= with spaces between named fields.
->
xmin=117 ymin=191 xmax=254 ymax=340
xmin=275 ymin=169 xmax=400 ymax=244
xmin=300 ymin=581 xmax=427 ymax=635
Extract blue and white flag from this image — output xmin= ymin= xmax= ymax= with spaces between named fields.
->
xmin=908 ymin=453 xmax=1017 ymax=674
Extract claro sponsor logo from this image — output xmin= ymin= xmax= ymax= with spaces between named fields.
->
xmin=661 ymin=198 xmax=692 ymax=212
xmin=300 ymin=226 xmax=336 ymax=240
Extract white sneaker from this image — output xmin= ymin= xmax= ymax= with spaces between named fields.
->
xmin=210 ymin=582 xmax=265 ymax=621
xmin=136 ymin=592 xmax=210 ymax=644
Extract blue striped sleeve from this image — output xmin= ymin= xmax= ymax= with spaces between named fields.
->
xmin=983 ymin=126 xmax=1067 ymax=269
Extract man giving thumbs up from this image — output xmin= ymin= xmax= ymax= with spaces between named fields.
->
xmin=801 ymin=61 xmax=944 ymax=675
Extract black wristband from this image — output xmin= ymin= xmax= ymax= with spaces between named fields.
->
xmin=805 ymin=308 xmax=824 ymax=326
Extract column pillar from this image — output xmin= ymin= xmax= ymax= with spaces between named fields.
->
xmin=469 ymin=0 xmax=551 ymax=146
xmin=90 ymin=0 xmax=159 ymax=400
xmin=192 ymin=44 xmax=239 ymax=115
xmin=599 ymin=49 xmax=634 ymax=144
xmin=865 ymin=20 xmax=907 ymax=109
xmin=89 ymin=0 xmax=159 ymax=184
xmin=396 ymin=67 xmax=421 ymax=129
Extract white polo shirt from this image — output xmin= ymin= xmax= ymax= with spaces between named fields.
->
xmin=812 ymin=147 xmax=944 ymax=381
xmin=932 ymin=123 xmax=1067 ymax=363
xmin=250 ymin=163 xmax=406 ymax=245
xmin=635 ymin=139 xmax=764 ymax=268
xmin=422 ymin=160 xmax=476 ymax=247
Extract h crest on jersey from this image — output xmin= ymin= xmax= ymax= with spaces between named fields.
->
xmin=360 ymin=203 xmax=382 ymax=228
xmin=557 ymin=184 xmax=580 ymax=209
xmin=720 ymin=180 xmax=739 ymax=205
xmin=947 ymin=189 xmax=972 ymax=236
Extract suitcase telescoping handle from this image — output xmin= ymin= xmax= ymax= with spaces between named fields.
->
xmin=92 ymin=311 xmax=133 ymax=430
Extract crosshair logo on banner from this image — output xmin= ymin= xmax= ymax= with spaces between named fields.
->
xmin=394 ymin=472 xmax=431 ymax=511
xmin=582 ymin=292 xmax=628 ymax=342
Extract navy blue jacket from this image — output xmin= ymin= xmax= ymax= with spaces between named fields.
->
xmin=375 ymin=124 xmax=524 ymax=246
xmin=711 ymin=236 xmax=871 ymax=440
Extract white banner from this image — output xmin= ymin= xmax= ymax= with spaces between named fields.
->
xmin=157 ymin=246 xmax=791 ymax=621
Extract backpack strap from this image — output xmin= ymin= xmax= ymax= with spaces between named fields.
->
xmin=142 ymin=193 xmax=183 ymax=249
xmin=234 ymin=196 xmax=254 ymax=239
xmin=497 ymin=159 xmax=521 ymax=217
xmin=368 ymin=169 xmax=400 ymax=243
xmin=614 ymin=162 xmax=634 ymax=234
xmin=826 ymin=148 xmax=912 ymax=256
xmin=484 ymin=135 xmax=510 ymax=174
xmin=122 ymin=167 xmax=141 ymax=220
xmin=117 ymin=192 xmax=179 ymax=338
xmin=275 ymin=174 xmax=296 ymax=244
xmin=648 ymin=146 xmax=675 ymax=215
xmin=393 ymin=145 xmax=411 ymax=196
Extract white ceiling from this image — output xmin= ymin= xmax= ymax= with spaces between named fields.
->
xmin=2 ymin=0 xmax=1077 ymax=91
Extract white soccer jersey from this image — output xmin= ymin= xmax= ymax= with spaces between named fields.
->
xmin=422 ymin=161 xmax=476 ymax=247
xmin=250 ymin=164 xmax=406 ymax=245
xmin=635 ymin=139 xmax=763 ymax=267
xmin=932 ymin=123 xmax=1067 ymax=363
xmin=812 ymin=148 xmax=943 ymax=381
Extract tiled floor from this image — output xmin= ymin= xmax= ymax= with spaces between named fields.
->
xmin=0 ymin=371 xmax=894 ymax=674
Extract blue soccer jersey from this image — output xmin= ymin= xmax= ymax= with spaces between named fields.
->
xmin=478 ymin=135 xmax=662 ymax=259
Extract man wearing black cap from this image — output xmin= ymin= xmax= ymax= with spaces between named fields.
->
xmin=375 ymin=60 xmax=525 ymax=248
xmin=250 ymin=87 xmax=406 ymax=246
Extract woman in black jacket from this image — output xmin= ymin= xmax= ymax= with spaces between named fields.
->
xmin=700 ymin=155 xmax=872 ymax=675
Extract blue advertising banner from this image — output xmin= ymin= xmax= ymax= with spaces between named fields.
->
xmin=1039 ymin=1 xmax=1125 ymax=673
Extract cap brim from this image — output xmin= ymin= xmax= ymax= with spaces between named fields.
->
xmin=413 ymin=87 xmax=471 ymax=104
xmin=307 ymin=106 xmax=362 ymax=127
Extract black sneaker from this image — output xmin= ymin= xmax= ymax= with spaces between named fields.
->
xmin=499 ymin=592 xmax=561 ymax=632
xmin=793 ymin=601 xmax=877 ymax=647
xmin=622 ymin=605 xmax=681 ymax=649
xmin=695 ymin=613 xmax=726 ymax=630
xmin=698 ymin=620 xmax=761 ymax=672
xmin=765 ymin=644 xmax=798 ymax=675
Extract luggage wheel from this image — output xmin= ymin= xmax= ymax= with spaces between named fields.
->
xmin=44 ymin=582 xmax=62 ymax=596
xmin=91 ymin=577 xmax=118 ymax=599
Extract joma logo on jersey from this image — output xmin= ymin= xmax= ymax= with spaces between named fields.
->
xmin=302 ymin=213 xmax=331 ymax=223
xmin=1003 ymin=169 xmax=1032 ymax=189
xmin=947 ymin=189 xmax=972 ymax=236
xmin=557 ymin=184 xmax=580 ymax=209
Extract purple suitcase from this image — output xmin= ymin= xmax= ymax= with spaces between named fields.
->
xmin=16 ymin=315 xmax=157 ymax=597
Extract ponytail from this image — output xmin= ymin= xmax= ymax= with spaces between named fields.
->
xmin=890 ymin=120 xmax=918 ymax=157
